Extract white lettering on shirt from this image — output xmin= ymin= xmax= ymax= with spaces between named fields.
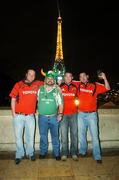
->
xmin=62 ymin=93 xmax=75 ymax=96
xmin=22 ymin=91 xmax=37 ymax=95
xmin=80 ymin=88 xmax=93 ymax=93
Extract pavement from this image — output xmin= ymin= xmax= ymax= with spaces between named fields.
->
xmin=0 ymin=151 xmax=119 ymax=180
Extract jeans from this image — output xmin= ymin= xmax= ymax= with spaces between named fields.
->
xmin=78 ymin=112 xmax=101 ymax=160
xmin=13 ymin=114 xmax=35 ymax=159
xmin=60 ymin=114 xmax=78 ymax=156
xmin=38 ymin=114 xmax=60 ymax=157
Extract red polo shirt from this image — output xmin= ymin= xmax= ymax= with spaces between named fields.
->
xmin=9 ymin=80 xmax=43 ymax=114
xmin=77 ymin=82 xmax=108 ymax=112
xmin=60 ymin=83 xmax=78 ymax=115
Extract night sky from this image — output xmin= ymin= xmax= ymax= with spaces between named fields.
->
xmin=0 ymin=0 xmax=119 ymax=105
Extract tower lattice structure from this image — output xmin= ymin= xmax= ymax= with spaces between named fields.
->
xmin=53 ymin=13 xmax=65 ymax=80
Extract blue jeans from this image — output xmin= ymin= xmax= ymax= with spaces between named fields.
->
xmin=13 ymin=114 xmax=35 ymax=159
xmin=78 ymin=112 xmax=101 ymax=160
xmin=60 ymin=114 xmax=78 ymax=156
xmin=38 ymin=114 xmax=60 ymax=157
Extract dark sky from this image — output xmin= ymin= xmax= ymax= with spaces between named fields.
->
xmin=0 ymin=1 xmax=119 ymax=86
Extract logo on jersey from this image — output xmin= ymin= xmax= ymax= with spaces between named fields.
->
xmin=80 ymin=88 xmax=93 ymax=93
xmin=62 ymin=93 xmax=75 ymax=96
xmin=22 ymin=91 xmax=37 ymax=95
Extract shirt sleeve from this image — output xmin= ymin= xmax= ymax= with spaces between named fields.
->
xmin=96 ymin=82 xmax=108 ymax=95
xmin=56 ymin=89 xmax=63 ymax=106
xmin=36 ymin=80 xmax=44 ymax=86
xmin=37 ymin=88 xmax=40 ymax=100
xmin=9 ymin=82 xmax=20 ymax=98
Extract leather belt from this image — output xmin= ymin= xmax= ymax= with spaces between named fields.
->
xmin=82 ymin=111 xmax=96 ymax=113
xmin=16 ymin=112 xmax=31 ymax=116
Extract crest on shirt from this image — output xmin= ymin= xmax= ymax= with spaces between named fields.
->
xmin=32 ymin=85 xmax=39 ymax=90
xmin=72 ymin=87 xmax=76 ymax=91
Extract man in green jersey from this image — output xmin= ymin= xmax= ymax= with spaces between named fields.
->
xmin=37 ymin=71 xmax=63 ymax=160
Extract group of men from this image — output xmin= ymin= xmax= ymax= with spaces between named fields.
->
xmin=9 ymin=69 xmax=110 ymax=165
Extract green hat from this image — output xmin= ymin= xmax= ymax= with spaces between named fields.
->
xmin=46 ymin=71 xmax=55 ymax=79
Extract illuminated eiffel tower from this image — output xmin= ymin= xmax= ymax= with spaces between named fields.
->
xmin=41 ymin=1 xmax=65 ymax=82
xmin=53 ymin=10 xmax=65 ymax=82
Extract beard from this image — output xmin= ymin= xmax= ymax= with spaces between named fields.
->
xmin=46 ymin=81 xmax=55 ymax=86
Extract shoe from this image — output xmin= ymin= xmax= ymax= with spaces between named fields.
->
xmin=15 ymin=158 xmax=21 ymax=165
xmin=72 ymin=155 xmax=78 ymax=161
xmin=96 ymin=160 xmax=102 ymax=164
xmin=79 ymin=153 xmax=87 ymax=158
xmin=39 ymin=154 xmax=46 ymax=159
xmin=61 ymin=155 xmax=67 ymax=161
xmin=55 ymin=156 xmax=61 ymax=160
xmin=29 ymin=155 xmax=35 ymax=161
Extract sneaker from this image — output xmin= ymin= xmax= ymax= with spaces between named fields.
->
xmin=96 ymin=160 xmax=102 ymax=164
xmin=72 ymin=155 xmax=78 ymax=161
xmin=39 ymin=154 xmax=46 ymax=159
xmin=61 ymin=155 xmax=67 ymax=161
xmin=29 ymin=155 xmax=35 ymax=161
xmin=55 ymin=156 xmax=61 ymax=161
xmin=15 ymin=158 xmax=21 ymax=165
xmin=79 ymin=153 xmax=87 ymax=158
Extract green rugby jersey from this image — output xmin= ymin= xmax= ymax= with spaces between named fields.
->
xmin=37 ymin=86 xmax=63 ymax=115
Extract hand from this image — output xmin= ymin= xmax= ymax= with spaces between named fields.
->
xmin=12 ymin=112 xmax=16 ymax=118
xmin=98 ymin=72 xmax=106 ymax=80
xmin=57 ymin=113 xmax=63 ymax=122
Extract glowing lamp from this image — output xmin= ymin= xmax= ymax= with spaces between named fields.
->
xmin=75 ymin=98 xmax=79 ymax=106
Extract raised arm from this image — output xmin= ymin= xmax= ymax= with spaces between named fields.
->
xmin=98 ymin=72 xmax=110 ymax=90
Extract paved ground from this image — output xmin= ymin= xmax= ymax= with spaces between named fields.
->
xmin=0 ymin=151 xmax=119 ymax=180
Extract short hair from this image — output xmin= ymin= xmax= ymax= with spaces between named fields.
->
xmin=79 ymin=72 xmax=88 ymax=76
xmin=64 ymin=72 xmax=73 ymax=76
xmin=26 ymin=69 xmax=36 ymax=74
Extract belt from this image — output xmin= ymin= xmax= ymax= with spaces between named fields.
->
xmin=42 ymin=114 xmax=57 ymax=117
xmin=82 ymin=111 xmax=96 ymax=113
xmin=45 ymin=114 xmax=56 ymax=117
xmin=16 ymin=112 xmax=32 ymax=116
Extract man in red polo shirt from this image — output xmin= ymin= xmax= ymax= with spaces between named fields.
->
xmin=9 ymin=69 xmax=43 ymax=164
xmin=60 ymin=72 xmax=78 ymax=161
xmin=77 ymin=71 xmax=110 ymax=164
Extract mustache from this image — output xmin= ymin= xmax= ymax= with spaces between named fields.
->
xmin=47 ymin=80 xmax=54 ymax=82
xmin=47 ymin=81 xmax=53 ymax=83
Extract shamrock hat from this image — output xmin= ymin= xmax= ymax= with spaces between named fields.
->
xmin=45 ymin=71 xmax=55 ymax=79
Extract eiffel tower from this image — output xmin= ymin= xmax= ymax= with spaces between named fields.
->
xmin=41 ymin=3 xmax=65 ymax=83
xmin=53 ymin=9 xmax=65 ymax=83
